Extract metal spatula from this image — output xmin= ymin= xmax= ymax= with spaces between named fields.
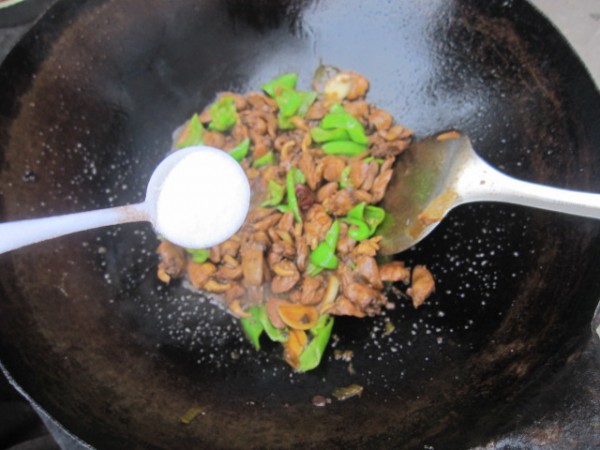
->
xmin=378 ymin=130 xmax=600 ymax=255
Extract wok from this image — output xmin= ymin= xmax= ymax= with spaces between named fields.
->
xmin=1 ymin=0 xmax=599 ymax=448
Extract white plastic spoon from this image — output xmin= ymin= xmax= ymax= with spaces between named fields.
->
xmin=379 ymin=130 xmax=600 ymax=254
xmin=0 ymin=146 xmax=251 ymax=253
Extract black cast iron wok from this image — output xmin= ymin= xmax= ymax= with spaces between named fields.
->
xmin=0 ymin=0 xmax=599 ymax=448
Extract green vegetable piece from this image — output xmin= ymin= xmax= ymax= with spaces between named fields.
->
xmin=276 ymin=89 xmax=316 ymax=128
xmin=344 ymin=217 xmax=370 ymax=241
xmin=339 ymin=165 xmax=353 ymax=189
xmin=262 ymin=72 xmax=298 ymax=98
xmin=343 ymin=203 xmax=386 ymax=239
xmin=320 ymin=113 xmax=350 ymax=130
xmin=324 ymin=219 xmax=340 ymax=248
xmin=228 ymin=138 xmax=250 ymax=162
xmin=258 ymin=306 xmax=288 ymax=343
xmin=252 ymin=151 xmax=275 ymax=168
xmin=305 ymin=262 xmax=323 ymax=277
xmin=310 ymin=127 xmax=350 ymax=143
xmin=187 ymin=248 xmax=210 ymax=264
xmin=286 ymin=168 xmax=303 ymax=223
xmin=364 ymin=205 xmax=386 ymax=234
xmin=347 ymin=202 xmax=366 ymax=221
xmin=363 ymin=156 xmax=385 ymax=165
xmin=308 ymin=220 xmax=340 ymax=271
xmin=311 ymin=313 xmax=331 ymax=335
xmin=209 ymin=97 xmax=237 ymax=132
xmin=278 ymin=113 xmax=296 ymax=130
xmin=321 ymin=104 xmax=368 ymax=144
xmin=298 ymin=316 xmax=334 ymax=372
xmin=329 ymin=103 xmax=346 ymax=114
xmin=175 ymin=113 xmax=205 ymax=149
xmin=322 ymin=140 xmax=368 ymax=156
xmin=261 ymin=180 xmax=285 ymax=207
xmin=275 ymin=87 xmax=303 ymax=118
xmin=296 ymin=91 xmax=317 ymax=117
xmin=309 ymin=242 xmax=339 ymax=269
xmin=240 ymin=306 xmax=264 ymax=350
xmin=292 ymin=166 xmax=306 ymax=184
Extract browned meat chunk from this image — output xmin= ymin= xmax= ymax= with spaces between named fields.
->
xmin=241 ymin=243 xmax=265 ymax=286
xmin=379 ymin=261 xmax=411 ymax=284
xmin=355 ymin=256 xmax=382 ymax=290
xmin=157 ymin=241 xmax=186 ymax=280
xmin=407 ymin=265 xmax=435 ymax=308
xmin=187 ymin=261 xmax=217 ymax=290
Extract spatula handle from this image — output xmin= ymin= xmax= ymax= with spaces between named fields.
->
xmin=459 ymin=157 xmax=600 ymax=219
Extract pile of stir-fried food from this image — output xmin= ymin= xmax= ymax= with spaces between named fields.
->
xmin=156 ymin=68 xmax=435 ymax=372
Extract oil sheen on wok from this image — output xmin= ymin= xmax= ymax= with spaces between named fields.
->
xmin=156 ymin=67 xmax=435 ymax=372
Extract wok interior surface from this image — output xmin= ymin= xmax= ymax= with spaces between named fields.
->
xmin=0 ymin=0 xmax=599 ymax=448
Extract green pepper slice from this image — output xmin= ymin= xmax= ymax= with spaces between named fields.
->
xmin=320 ymin=104 xmax=369 ymax=144
xmin=261 ymin=180 xmax=285 ymax=207
xmin=186 ymin=248 xmax=210 ymax=264
xmin=252 ymin=151 xmax=275 ymax=168
xmin=175 ymin=113 xmax=205 ymax=149
xmin=228 ymin=138 xmax=250 ymax=162
xmin=240 ymin=306 xmax=264 ymax=350
xmin=322 ymin=141 xmax=368 ymax=156
xmin=344 ymin=217 xmax=371 ymax=241
xmin=310 ymin=127 xmax=350 ymax=143
xmin=257 ymin=306 xmax=287 ymax=343
xmin=275 ymin=88 xmax=303 ymax=118
xmin=285 ymin=167 xmax=304 ymax=223
xmin=209 ymin=97 xmax=237 ymax=132
xmin=298 ymin=316 xmax=334 ymax=372
xmin=307 ymin=220 xmax=340 ymax=275
xmin=262 ymin=72 xmax=298 ymax=97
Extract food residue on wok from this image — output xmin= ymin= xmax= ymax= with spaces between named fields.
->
xmin=156 ymin=67 xmax=435 ymax=372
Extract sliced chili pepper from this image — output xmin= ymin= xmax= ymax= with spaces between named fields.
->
xmin=278 ymin=114 xmax=295 ymax=130
xmin=186 ymin=248 xmax=210 ymax=264
xmin=363 ymin=156 xmax=385 ymax=165
xmin=261 ymin=72 xmax=298 ymax=97
xmin=347 ymin=202 xmax=366 ymax=221
xmin=322 ymin=140 xmax=368 ymax=156
xmin=344 ymin=217 xmax=371 ymax=241
xmin=324 ymin=218 xmax=340 ymax=248
xmin=275 ymin=88 xmax=303 ymax=118
xmin=343 ymin=203 xmax=387 ymax=240
xmin=309 ymin=242 xmax=339 ymax=269
xmin=257 ymin=305 xmax=287 ymax=342
xmin=261 ymin=180 xmax=285 ymax=207
xmin=285 ymin=168 xmax=304 ymax=223
xmin=175 ymin=113 xmax=205 ymax=149
xmin=252 ymin=151 xmax=275 ymax=168
xmin=276 ymin=89 xmax=316 ymax=129
xmin=310 ymin=126 xmax=350 ymax=143
xmin=364 ymin=205 xmax=386 ymax=234
xmin=209 ymin=96 xmax=237 ymax=132
xmin=240 ymin=306 xmax=264 ymax=350
xmin=307 ymin=220 xmax=340 ymax=275
xmin=228 ymin=137 xmax=250 ymax=162
xmin=339 ymin=165 xmax=353 ymax=189
xmin=320 ymin=104 xmax=369 ymax=144
xmin=298 ymin=316 xmax=334 ymax=372
xmin=296 ymin=90 xmax=317 ymax=117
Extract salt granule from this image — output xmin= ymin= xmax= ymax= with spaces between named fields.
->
xmin=155 ymin=147 xmax=250 ymax=249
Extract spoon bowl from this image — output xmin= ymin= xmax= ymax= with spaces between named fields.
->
xmin=0 ymin=146 xmax=250 ymax=253
xmin=379 ymin=130 xmax=600 ymax=254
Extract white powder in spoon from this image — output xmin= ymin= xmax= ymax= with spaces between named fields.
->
xmin=154 ymin=147 xmax=250 ymax=249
